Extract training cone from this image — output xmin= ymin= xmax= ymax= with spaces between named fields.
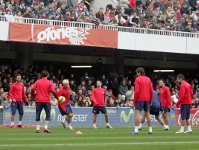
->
xmin=76 ymin=131 xmax=82 ymax=134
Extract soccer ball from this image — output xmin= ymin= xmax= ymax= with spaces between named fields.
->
xmin=58 ymin=96 xmax=66 ymax=104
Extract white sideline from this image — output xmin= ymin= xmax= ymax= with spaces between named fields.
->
xmin=0 ymin=142 xmax=198 ymax=147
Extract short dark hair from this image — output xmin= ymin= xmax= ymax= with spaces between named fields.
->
xmin=16 ymin=74 xmax=21 ymax=77
xmin=41 ymin=70 xmax=48 ymax=77
xmin=159 ymin=79 xmax=165 ymax=83
xmin=136 ymin=67 xmax=145 ymax=75
xmin=177 ymin=74 xmax=185 ymax=80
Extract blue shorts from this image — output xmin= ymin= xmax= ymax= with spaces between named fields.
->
xmin=92 ymin=106 xmax=107 ymax=114
xmin=150 ymin=111 xmax=159 ymax=116
xmin=162 ymin=106 xmax=170 ymax=112
xmin=135 ymin=101 xmax=150 ymax=111
xmin=11 ymin=101 xmax=23 ymax=115
xmin=35 ymin=102 xmax=51 ymax=121
xmin=59 ymin=104 xmax=73 ymax=116
xmin=180 ymin=104 xmax=191 ymax=120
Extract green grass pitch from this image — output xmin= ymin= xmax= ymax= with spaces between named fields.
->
xmin=0 ymin=126 xmax=198 ymax=150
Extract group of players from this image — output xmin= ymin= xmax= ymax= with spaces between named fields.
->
xmin=9 ymin=68 xmax=193 ymax=134
xmin=9 ymin=70 xmax=112 ymax=133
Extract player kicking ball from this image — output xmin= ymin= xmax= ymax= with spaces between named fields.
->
xmin=176 ymin=74 xmax=193 ymax=134
xmin=138 ymin=90 xmax=165 ymax=130
xmin=91 ymin=80 xmax=112 ymax=129
xmin=58 ymin=79 xmax=74 ymax=130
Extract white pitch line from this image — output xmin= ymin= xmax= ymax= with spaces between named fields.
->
xmin=0 ymin=136 xmax=198 ymax=141
xmin=0 ymin=142 xmax=198 ymax=147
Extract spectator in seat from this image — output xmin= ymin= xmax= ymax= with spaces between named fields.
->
xmin=95 ymin=7 xmax=104 ymax=22
xmin=170 ymin=15 xmax=178 ymax=27
xmin=103 ymin=11 xmax=111 ymax=24
xmin=108 ymin=89 xmax=116 ymax=100
xmin=176 ymin=21 xmax=184 ymax=31
xmin=191 ymin=9 xmax=199 ymax=24
xmin=36 ymin=2 xmax=46 ymax=18
xmin=118 ymin=79 xmax=128 ymax=95
xmin=180 ymin=3 xmax=189 ymax=18
xmin=154 ymin=0 xmax=163 ymax=11
xmin=129 ymin=11 xmax=139 ymax=27
xmin=46 ymin=3 xmax=55 ymax=19
xmin=56 ymin=3 xmax=67 ymax=20
xmin=129 ymin=0 xmax=136 ymax=8
xmin=175 ymin=9 xmax=182 ymax=21
xmin=152 ymin=6 xmax=162 ymax=17
xmin=4 ymin=9 xmax=14 ymax=22
xmin=17 ymin=1 xmax=26 ymax=15
xmin=9 ymin=0 xmax=17 ymax=15
xmin=115 ymin=11 xmax=126 ymax=26
xmin=24 ymin=0 xmax=33 ymax=7
xmin=125 ymin=85 xmax=134 ymax=101
xmin=70 ymin=80 xmax=76 ymax=92
xmin=108 ymin=8 xmax=115 ymax=19
xmin=2 ymin=78 xmax=9 ymax=92
xmin=188 ymin=0 xmax=197 ymax=11
xmin=64 ymin=11 xmax=71 ymax=21
xmin=22 ymin=7 xmax=36 ymax=18
xmin=14 ymin=10 xmax=23 ymax=22
xmin=101 ymin=75 xmax=108 ymax=87
xmin=40 ymin=0 xmax=50 ymax=7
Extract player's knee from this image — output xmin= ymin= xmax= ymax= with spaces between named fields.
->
xmin=69 ymin=113 xmax=73 ymax=118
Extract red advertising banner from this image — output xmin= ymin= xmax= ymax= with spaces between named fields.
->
xmin=9 ymin=23 xmax=118 ymax=48
xmin=176 ymin=109 xmax=199 ymax=126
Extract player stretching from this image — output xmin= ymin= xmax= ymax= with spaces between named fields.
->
xmin=159 ymin=79 xmax=171 ymax=130
xmin=91 ymin=80 xmax=112 ymax=129
xmin=138 ymin=90 xmax=165 ymax=130
xmin=58 ymin=79 xmax=74 ymax=130
xmin=176 ymin=74 xmax=193 ymax=134
xmin=9 ymin=74 xmax=28 ymax=128
xmin=130 ymin=67 xmax=153 ymax=134
xmin=31 ymin=70 xmax=58 ymax=133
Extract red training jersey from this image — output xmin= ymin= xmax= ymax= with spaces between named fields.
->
xmin=91 ymin=88 xmax=106 ymax=106
xmin=31 ymin=78 xmax=58 ymax=103
xmin=176 ymin=81 xmax=193 ymax=107
xmin=134 ymin=75 xmax=153 ymax=104
xmin=57 ymin=86 xmax=70 ymax=111
xmin=159 ymin=86 xmax=171 ymax=107
xmin=9 ymin=82 xmax=28 ymax=102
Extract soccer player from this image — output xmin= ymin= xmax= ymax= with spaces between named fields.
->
xmin=176 ymin=74 xmax=193 ymax=134
xmin=130 ymin=67 xmax=153 ymax=134
xmin=31 ymin=70 xmax=58 ymax=133
xmin=138 ymin=90 xmax=165 ymax=130
xmin=9 ymin=74 xmax=28 ymax=128
xmin=58 ymin=79 xmax=74 ymax=130
xmin=159 ymin=79 xmax=171 ymax=130
xmin=91 ymin=80 xmax=112 ymax=129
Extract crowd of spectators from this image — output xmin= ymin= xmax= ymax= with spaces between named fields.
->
xmin=0 ymin=0 xmax=199 ymax=32
xmin=0 ymin=63 xmax=199 ymax=109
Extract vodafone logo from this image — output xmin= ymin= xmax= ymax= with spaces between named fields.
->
xmin=192 ymin=110 xmax=199 ymax=126
xmin=37 ymin=26 xmax=90 ymax=45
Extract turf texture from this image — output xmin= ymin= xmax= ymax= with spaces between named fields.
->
xmin=0 ymin=126 xmax=198 ymax=150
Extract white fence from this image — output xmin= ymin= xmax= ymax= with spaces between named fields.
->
xmin=0 ymin=15 xmax=199 ymax=38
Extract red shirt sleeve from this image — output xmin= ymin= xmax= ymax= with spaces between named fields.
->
xmin=166 ymin=88 xmax=171 ymax=107
xmin=31 ymin=82 xmax=37 ymax=98
xmin=176 ymin=84 xmax=185 ymax=107
xmin=134 ymin=79 xmax=139 ymax=104
xmin=9 ymin=84 xmax=14 ymax=100
xmin=22 ymin=84 xmax=28 ymax=101
xmin=91 ymin=89 xmax=98 ymax=105
xmin=50 ymin=83 xmax=58 ymax=99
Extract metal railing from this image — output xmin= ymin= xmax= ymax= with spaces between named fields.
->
xmin=0 ymin=15 xmax=199 ymax=38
